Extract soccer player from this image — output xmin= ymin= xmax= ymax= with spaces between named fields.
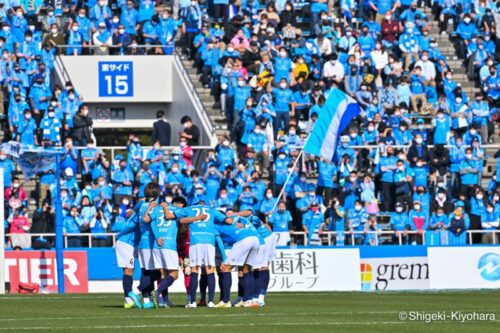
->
xmin=174 ymin=201 xmax=232 ymax=308
xmin=115 ymin=207 xmax=141 ymax=308
xmin=250 ymin=215 xmax=276 ymax=306
xmin=128 ymin=183 xmax=163 ymax=309
xmin=215 ymin=212 xmax=262 ymax=308
xmin=148 ymin=197 xmax=206 ymax=308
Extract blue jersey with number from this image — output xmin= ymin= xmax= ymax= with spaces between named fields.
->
xmin=175 ymin=204 xmax=226 ymax=245
xmin=149 ymin=205 xmax=179 ymax=251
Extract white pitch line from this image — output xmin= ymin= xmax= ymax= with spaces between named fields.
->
xmin=0 ymin=321 xmax=409 ymax=330
xmin=0 ymin=311 xmax=401 ymax=322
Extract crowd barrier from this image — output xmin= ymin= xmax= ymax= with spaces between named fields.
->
xmin=3 ymin=245 xmax=499 ymax=293
xmin=6 ymin=230 xmax=499 ymax=249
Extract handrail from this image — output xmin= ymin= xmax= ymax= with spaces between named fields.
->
xmin=172 ymin=53 xmax=217 ymax=146
xmin=5 ymin=230 xmax=498 ymax=249
xmin=289 ymin=230 xmax=499 ymax=246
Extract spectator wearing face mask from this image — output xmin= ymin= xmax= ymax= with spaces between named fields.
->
xmin=430 ymin=189 xmax=454 ymax=215
xmin=447 ymin=205 xmax=469 ymax=245
xmin=112 ymin=157 xmax=134 ymax=205
xmin=71 ymin=105 xmax=92 ymax=147
xmin=303 ymin=203 xmax=324 ymax=246
xmin=17 ymin=109 xmax=37 ymax=146
xmin=481 ymin=203 xmax=499 ymax=244
xmin=427 ymin=206 xmax=449 ymax=245
xmin=269 ymin=200 xmax=293 ymax=246
xmin=391 ymin=202 xmax=409 ymax=244
xmin=180 ymin=115 xmax=200 ymax=146
xmin=459 ymin=147 xmax=480 ymax=196
xmin=216 ymin=137 xmax=236 ymax=172
xmin=347 ymin=200 xmax=368 ymax=245
xmin=408 ymin=201 xmax=427 ymax=245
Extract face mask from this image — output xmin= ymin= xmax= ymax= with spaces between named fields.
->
xmin=154 ymin=145 xmax=160 ymax=150
xmin=464 ymin=18 xmax=471 ymax=23
xmin=368 ymin=126 xmax=374 ymax=132
xmin=416 ymin=138 xmax=423 ymax=144
xmin=227 ymin=47 xmax=234 ymax=52
xmin=266 ymin=193 xmax=273 ymax=199
xmin=466 ymin=154 xmax=473 ymax=159
xmin=289 ymin=130 xmax=296 ymax=136
xmin=196 ymin=189 xmax=203 ymax=195
xmin=396 ymin=207 xmax=403 ymax=213
xmin=279 ymin=154 xmax=286 ymax=160
xmin=16 ymin=12 xmax=22 ymax=17
xmin=397 ymin=166 xmax=404 ymax=171
xmin=99 ymin=1 xmax=106 ymax=6
xmin=309 ymin=192 xmax=315 ymax=197
xmin=238 ymin=81 xmax=244 ymax=87
xmin=279 ymin=51 xmax=287 ymax=58
xmin=477 ymin=194 xmax=483 ymax=200
xmin=173 ymin=155 xmax=179 ymax=160
xmin=456 ymin=98 xmax=462 ymax=104
xmin=487 ymin=208 xmax=494 ymax=213
xmin=180 ymin=141 xmax=187 ymax=147
xmin=112 ymin=18 xmax=119 ymax=23
xmin=223 ymin=140 xmax=230 ymax=146
xmin=280 ymin=83 xmax=287 ymax=89
xmin=2 ymin=27 xmax=10 ymax=32
xmin=28 ymin=25 xmax=35 ymax=31
xmin=385 ymin=15 xmax=391 ymax=20
xmin=191 ymin=1 xmax=197 ymax=5
xmin=25 ymin=114 xmax=31 ymax=119
xmin=72 ymin=26 xmax=79 ymax=32
xmin=79 ymin=13 xmax=85 ymax=18
xmin=414 ymin=205 xmax=421 ymax=210
xmin=171 ymin=167 xmax=179 ymax=173
xmin=438 ymin=193 xmax=446 ymax=200
xmin=346 ymin=31 xmax=352 ymax=36
xmin=470 ymin=129 xmax=477 ymax=135
xmin=51 ymin=28 xmax=58 ymax=35
xmin=407 ymin=29 xmax=413 ymax=34
xmin=98 ymin=181 xmax=105 ymax=186
xmin=48 ymin=112 xmax=55 ymax=118
xmin=13 ymin=183 xmax=20 ymax=188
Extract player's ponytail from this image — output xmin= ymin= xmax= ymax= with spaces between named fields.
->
xmin=144 ymin=182 xmax=160 ymax=202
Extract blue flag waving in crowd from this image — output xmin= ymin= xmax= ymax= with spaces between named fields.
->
xmin=304 ymin=89 xmax=361 ymax=162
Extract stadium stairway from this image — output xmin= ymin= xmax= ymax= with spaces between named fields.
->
xmin=179 ymin=57 xmax=230 ymax=141
xmin=423 ymin=8 xmax=481 ymax=98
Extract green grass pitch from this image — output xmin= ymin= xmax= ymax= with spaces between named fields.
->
xmin=0 ymin=291 xmax=499 ymax=332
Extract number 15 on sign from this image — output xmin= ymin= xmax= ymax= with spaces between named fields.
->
xmin=98 ymin=61 xmax=134 ymax=97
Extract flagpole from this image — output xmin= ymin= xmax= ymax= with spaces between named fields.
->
xmin=54 ymin=154 xmax=65 ymax=294
xmin=270 ymin=132 xmax=312 ymax=213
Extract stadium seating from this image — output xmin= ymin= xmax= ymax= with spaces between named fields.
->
xmin=1 ymin=0 xmax=499 ymax=249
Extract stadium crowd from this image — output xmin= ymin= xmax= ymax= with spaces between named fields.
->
xmin=1 ymin=0 xmax=500 ymax=250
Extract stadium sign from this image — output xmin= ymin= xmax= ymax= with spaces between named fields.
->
xmin=4 ymin=251 xmax=89 ymax=293
xmin=360 ymin=257 xmax=429 ymax=291
xmin=268 ymin=248 xmax=361 ymax=291
xmin=428 ymin=247 xmax=500 ymax=289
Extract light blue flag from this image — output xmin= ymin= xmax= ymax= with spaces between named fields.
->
xmin=304 ymin=88 xmax=361 ymax=162
xmin=0 ymin=141 xmax=60 ymax=179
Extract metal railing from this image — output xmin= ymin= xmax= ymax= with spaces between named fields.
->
xmin=72 ymin=145 xmax=213 ymax=161
xmin=4 ymin=230 xmax=499 ymax=249
xmin=288 ymin=230 xmax=500 ymax=246
xmin=172 ymin=53 xmax=217 ymax=146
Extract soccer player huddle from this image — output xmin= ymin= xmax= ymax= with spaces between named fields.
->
xmin=115 ymin=182 xmax=276 ymax=309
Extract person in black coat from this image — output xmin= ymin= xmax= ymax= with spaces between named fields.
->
xmin=30 ymin=200 xmax=55 ymax=249
xmin=152 ymin=110 xmax=171 ymax=146
xmin=407 ymin=134 xmax=430 ymax=167
xmin=71 ymin=105 xmax=93 ymax=147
